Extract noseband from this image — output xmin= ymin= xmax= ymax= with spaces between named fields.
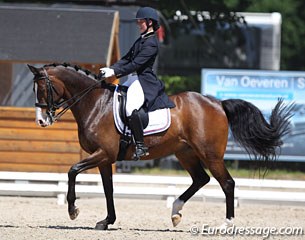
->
xmin=34 ymin=67 xmax=109 ymax=123
xmin=34 ymin=68 xmax=62 ymax=123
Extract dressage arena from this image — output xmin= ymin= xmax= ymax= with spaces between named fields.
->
xmin=0 ymin=5 xmax=304 ymax=240
xmin=0 ymin=196 xmax=304 ymax=240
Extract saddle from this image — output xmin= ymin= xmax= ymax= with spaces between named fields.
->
xmin=116 ymin=85 xmax=148 ymax=161
xmin=113 ymin=85 xmax=171 ymax=161
xmin=117 ymin=85 xmax=148 ymax=128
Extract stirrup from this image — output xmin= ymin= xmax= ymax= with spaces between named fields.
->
xmin=133 ymin=144 xmax=149 ymax=160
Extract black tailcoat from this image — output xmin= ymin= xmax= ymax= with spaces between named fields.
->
xmin=111 ymin=32 xmax=175 ymax=111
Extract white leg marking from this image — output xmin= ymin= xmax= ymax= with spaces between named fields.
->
xmin=171 ymin=198 xmax=184 ymax=227
xmin=219 ymin=217 xmax=234 ymax=230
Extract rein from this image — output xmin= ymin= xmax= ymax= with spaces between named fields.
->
xmin=35 ymin=67 xmax=115 ymax=123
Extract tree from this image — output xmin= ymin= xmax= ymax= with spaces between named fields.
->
xmin=2 ymin=0 xmax=303 ymax=71
xmin=155 ymin=0 xmax=305 ymax=94
xmin=158 ymin=0 xmax=305 ymax=71
xmin=238 ymin=0 xmax=305 ymax=70
xmin=157 ymin=0 xmax=257 ymax=93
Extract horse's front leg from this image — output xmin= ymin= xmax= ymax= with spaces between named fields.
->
xmin=67 ymin=148 xmax=106 ymax=220
xmin=95 ymin=163 xmax=116 ymax=230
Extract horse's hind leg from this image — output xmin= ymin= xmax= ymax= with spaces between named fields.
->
xmin=205 ymin=158 xmax=235 ymax=226
xmin=172 ymin=150 xmax=210 ymax=227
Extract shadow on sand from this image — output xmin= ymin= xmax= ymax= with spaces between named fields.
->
xmin=38 ymin=225 xmax=187 ymax=233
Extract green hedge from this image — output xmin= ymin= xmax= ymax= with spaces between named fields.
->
xmin=159 ymin=75 xmax=201 ymax=95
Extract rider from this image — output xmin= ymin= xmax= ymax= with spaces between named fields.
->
xmin=100 ymin=6 xmax=175 ymax=159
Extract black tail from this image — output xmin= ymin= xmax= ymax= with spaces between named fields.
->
xmin=222 ymin=98 xmax=294 ymax=164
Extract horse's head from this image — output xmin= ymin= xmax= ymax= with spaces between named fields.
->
xmin=28 ymin=63 xmax=110 ymax=127
xmin=28 ymin=64 xmax=65 ymax=127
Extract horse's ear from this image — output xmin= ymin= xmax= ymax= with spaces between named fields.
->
xmin=27 ymin=64 xmax=40 ymax=75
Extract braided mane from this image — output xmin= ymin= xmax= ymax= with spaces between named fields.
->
xmin=44 ymin=62 xmax=98 ymax=80
xmin=43 ymin=62 xmax=116 ymax=91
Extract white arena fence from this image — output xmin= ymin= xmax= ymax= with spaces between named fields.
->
xmin=0 ymin=171 xmax=304 ymax=206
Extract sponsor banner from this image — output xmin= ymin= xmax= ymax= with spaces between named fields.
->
xmin=201 ymin=69 xmax=305 ymax=161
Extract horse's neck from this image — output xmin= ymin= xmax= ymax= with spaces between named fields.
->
xmin=61 ymin=74 xmax=113 ymax=127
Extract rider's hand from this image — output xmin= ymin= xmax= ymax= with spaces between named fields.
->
xmin=99 ymin=67 xmax=115 ymax=78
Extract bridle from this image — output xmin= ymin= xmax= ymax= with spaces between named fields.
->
xmin=33 ymin=67 xmax=110 ymax=123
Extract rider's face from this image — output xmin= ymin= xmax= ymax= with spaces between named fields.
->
xmin=137 ymin=19 xmax=150 ymax=34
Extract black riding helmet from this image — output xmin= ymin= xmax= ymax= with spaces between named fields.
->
xmin=135 ymin=7 xmax=160 ymax=32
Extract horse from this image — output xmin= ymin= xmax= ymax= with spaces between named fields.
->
xmin=28 ymin=63 xmax=293 ymax=230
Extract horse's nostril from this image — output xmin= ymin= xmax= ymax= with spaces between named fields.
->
xmin=38 ymin=120 xmax=44 ymax=125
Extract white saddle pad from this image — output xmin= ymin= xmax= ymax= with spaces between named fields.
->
xmin=113 ymin=87 xmax=171 ymax=136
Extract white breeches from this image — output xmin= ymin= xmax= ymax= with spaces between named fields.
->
xmin=122 ymin=73 xmax=144 ymax=117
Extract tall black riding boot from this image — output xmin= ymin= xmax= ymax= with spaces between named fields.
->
xmin=128 ymin=110 xmax=149 ymax=160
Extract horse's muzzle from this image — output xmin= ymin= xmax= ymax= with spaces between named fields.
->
xmin=35 ymin=107 xmax=52 ymax=127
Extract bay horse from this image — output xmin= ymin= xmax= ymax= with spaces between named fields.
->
xmin=28 ymin=63 xmax=293 ymax=230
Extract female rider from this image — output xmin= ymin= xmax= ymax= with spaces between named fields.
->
xmin=100 ymin=7 xmax=175 ymax=159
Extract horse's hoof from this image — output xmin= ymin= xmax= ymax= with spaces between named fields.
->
xmin=171 ymin=213 xmax=182 ymax=227
xmin=69 ymin=206 xmax=80 ymax=220
xmin=95 ymin=221 xmax=108 ymax=230
xmin=219 ymin=218 xmax=234 ymax=230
